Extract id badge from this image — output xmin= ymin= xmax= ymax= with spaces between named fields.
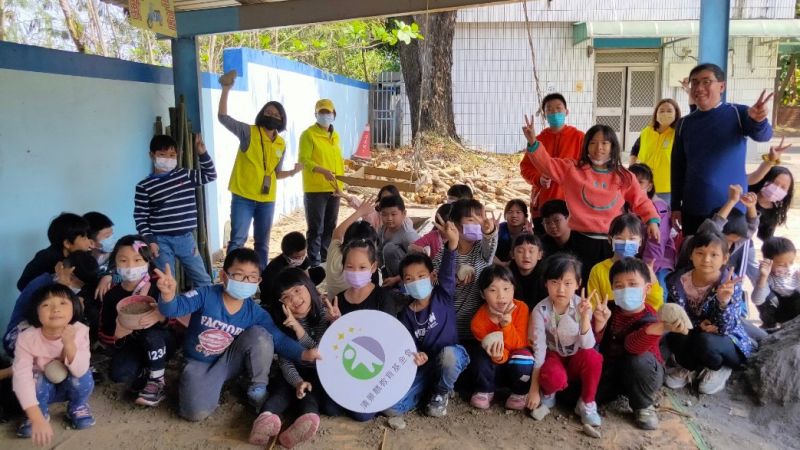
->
xmin=261 ymin=175 xmax=272 ymax=195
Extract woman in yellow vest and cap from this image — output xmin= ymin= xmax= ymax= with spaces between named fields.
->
xmin=299 ymin=99 xmax=345 ymax=267
xmin=629 ymin=98 xmax=682 ymax=205
xmin=217 ymin=70 xmax=302 ymax=270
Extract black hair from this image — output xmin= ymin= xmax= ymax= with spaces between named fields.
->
xmin=26 ymin=283 xmax=83 ymax=327
xmin=224 ymin=247 xmax=260 ymax=271
xmin=608 ymin=213 xmax=643 ymax=238
xmin=718 ymin=208 xmax=748 ymax=239
xmin=447 ymin=184 xmax=473 ymax=200
xmin=399 ymin=253 xmax=434 ymax=278
xmin=540 ymin=199 xmax=569 ymax=219
xmin=609 ymin=257 xmax=651 ymax=285
xmin=273 ymin=267 xmax=322 ymax=325
xmin=628 ymin=163 xmax=655 ymax=199
xmin=377 ymin=184 xmax=401 ymax=200
xmin=107 ymin=234 xmax=156 ymax=273
xmin=255 ymin=101 xmax=287 ymax=132
xmin=378 ymin=194 xmax=406 ymax=212
xmin=341 ymin=239 xmax=378 ymax=266
xmin=343 ymin=221 xmax=378 ymax=246
xmin=578 ymin=125 xmax=632 ymax=188
xmin=689 ymin=63 xmax=726 ymax=82
xmin=750 ymin=166 xmax=793 ymax=227
xmin=82 ymin=211 xmax=114 ymax=240
xmin=504 ymin=199 xmax=529 ymax=218
xmin=63 ymin=251 xmax=100 ymax=286
xmin=689 ymin=230 xmax=730 ymax=257
xmin=449 ymin=199 xmax=483 ymax=225
xmin=512 ymin=233 xmax=542 ymax=250
xmin=281 ymin=231 xmax=306 ymax=255
xmin=47 ymin=212 xmax=90 ymax=248
xmin=435 ymin=203 xmax=453 ymax=224
xmin=542 ymin=253 xmax=583 ymax=285
xmin=149 ymin=134 xmax=177 ymax=152
xmin=477 ymin=264 xmax=517 ymax=293
xmin=762 ymin=236 xmax=796 ymax=260
xmin=541 ymin=93 xmax=567 ymax=111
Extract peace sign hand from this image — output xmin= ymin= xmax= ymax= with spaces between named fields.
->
xmin=153 ymin=264 xmax=177 ymax=301
xmin=472 ymin=209 xmax=498 ymax=235
xmin=323 ymin=294 xmax=341 ymax=322
xmin=748 ymin=89 xmax=774 ymax=123
xmin=434 ymin=214 xmax=460 ymax=250
xmin=578 ymin=288 xmax=595 ymax=323
xmin=593 ymin=294 xmax=612 ymax=329
xmin=499 ymin=302 xmax=516 ymax=328
xmin=716 ymin=270 xmax=741 ymax=306
xmin=522 ymin=114 xmax=538 ymax=145
xmin=768 ymin=137 xmax=790 ymax=163
xmin=356 ymin=194 xmax=378 ymax=217
xmin=282 ymin=304 xmax=305 ymax=339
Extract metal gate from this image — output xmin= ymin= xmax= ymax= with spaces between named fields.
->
xmin=593 ymin=51 xmax=660 ymax=152
xmin=370 ymin=72 xmax=405 ymax=149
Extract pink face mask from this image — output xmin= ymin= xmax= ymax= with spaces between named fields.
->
xmin=761 ymin=183 xmax=788 ymax=203
xmin=344 ymin=270 xmax=372 ymax=288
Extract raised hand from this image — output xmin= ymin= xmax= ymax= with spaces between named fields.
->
xmin=499 ymin=302 xmax=516 ymax=328
xmin=153 ymin=264 xmax=177 ymax=301
xmin=522 ymin=114 xmax=538 ymax=145
xmin=740 ymin=192 xmax=758 ymax=210
xmin=282 ymin=304 xmax=306 ymax=339
xmin=748 ymin=89 xmax=774 ymax=123
xmin=472 ymin=209 xmax=499 ymax=235
xmin=356 ymin=194 xmax=378 ymax=217
xmin=195 ymin=133 xmax=207 ymax=155
xmin=593 ymin=294 xmax=612 ymax=328
xmin=728 ymin=184 xmax=743 ymax=203
xmin=759 ymin=259 xmax=773 ymax=279
xmin=434 ymin=215 xmax=460 ymax=250
xmin=768 ymin=137 xmax=790 ymax=163
xmin=716 ymin=270 xmax=741 ymax=306
xmin=323 ymin=295 xmax=341 ymax=322
xmin=578 ymin=288 xmax=595 ymax=322
xmin=295 ymin=381 xmax=312 ymax=399
xmin=413 ymin=352 xmax=429 ymax=366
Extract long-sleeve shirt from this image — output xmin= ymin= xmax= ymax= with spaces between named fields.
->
xmin=414 ymin=229 xmax=444 ymax=261
xmin=752 ymin=264 xmax=800 ymax=305
xmin=471 ymin=299 xmax=530 ymax=364
xmin=519 ymin=125 xmax=584 ymax=217
xmin=158 ymin=285 xmax=303 ymax=363
xmin=379 ymin=225 xmax=420 ymax=277
xmin=676 ymin=212 xmax=760 ymax=282
xmin=671 ymin=103 xmax=773 ymax=216
xmin=524 ymin=145 xmax=659 ymax=235
xmin=5 ymin=274 xmax=54 ymax=355
xmin=433 ymin=226 xmax=499 ymax=340
xmin=12 ymin=323 xmax=91 ymax=409
xmin=133 ymin=152 xmax=217 ymax=242
xmin=587 ymin=258 xmax=664 ymax=311
xmin=298 ymin=124 xmax=344 ymax=193
xmin=529 ymin=295 xmax=596 ymax=369
xmin=278 ymin=307 xmax=330 ymax=388
xmin=398 ymin=248 xmax=458 ymax=356
xmin=596 ymin=304 xmax=662 ymax=363
xmin=16 ymin=246 xmax=63 ymax=291
xmin=641 ymin=196 xmax=676 ymax=272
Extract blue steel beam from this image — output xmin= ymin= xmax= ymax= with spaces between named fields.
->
xmin=171 ymin=36 xmax=202 ymax=132
xmin=698 ymin=0 xmax=731 ymax=72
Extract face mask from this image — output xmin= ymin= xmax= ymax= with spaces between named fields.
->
xmin=316 ymin=113 xmax=334 ymax=128
xmin=761 ymin=183 xmax=788 ymax=203
xmin=225 ymin=278 xmax=258 ymax=300
xmin=462 ymin=223 xmax=483 ymax=242
xmin=656 ymin=112 xmax=675 ymax=127
xmin=590 ymin=157 xmax=610 ymax=167
xmin=154 ymin=157 xmax=177 ymax=172
xmin=546 ymin=112 xmax=566 ymax=129
xmin=70 ymin=286 xmax=83 ymax=295
xmin=405 ymin=278 xmax=433 ymax=300
xmin=117 ymin=265 xmax=149 ymax=283
xmin=613 ymin=287 xmax=645 ymax=312
xmin=287 ymin=257 xmax=305 ymax=268
xmin=257 ymin=115 xmax=283 ymax=131
xmin=344 ymin=270 xmax=372 ymax=289
xmin=612 ymin=239 xmax=640 ymax=258
xmin=555 ymin=311 xmax=580 ymax=347
xmin=99 ymin=235 xmax=116 ymax=254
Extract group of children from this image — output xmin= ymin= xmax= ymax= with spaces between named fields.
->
xmin=3 ymin=96 xmax=797 ymax=448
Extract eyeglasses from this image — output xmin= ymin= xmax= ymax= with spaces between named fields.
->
xmin=543 ymin=217 xmax=564 ymax=227
xmin=689 ymin=79 xmax=719 ymax=88
xmin=226 ymin=272 xmax=259 ymax=283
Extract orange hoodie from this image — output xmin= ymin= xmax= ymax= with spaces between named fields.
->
xmin=470 ymin=300 xmax=530 ymax=364
xmin=519 ymin=125 xmax=585 ymax=218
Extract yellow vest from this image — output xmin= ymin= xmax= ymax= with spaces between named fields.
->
xmin=587 ymin=258 xmax=664 ymax=311
xmin=299 ymin=124 xmax=344 ymax=193
xmin=637 ymin=125 xmax=675 ymax=194
xmin=228 ymin=126 xmax=285 ymax=202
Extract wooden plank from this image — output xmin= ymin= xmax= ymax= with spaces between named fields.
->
xmin=363 ymin=166 xmax=416 ymax=181
xmin=337 ymin=176 xmax=417 ymax=192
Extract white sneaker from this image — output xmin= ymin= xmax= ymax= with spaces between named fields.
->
xmin=665 ymin=366 xmax=695 ymax=390
xmin=698 ymin=367 xmax=732 ymax=395
xmin=541 ymin=393 xmax=556 ymax=408
xmin=575 ymin=399 xmax=602 ymax=427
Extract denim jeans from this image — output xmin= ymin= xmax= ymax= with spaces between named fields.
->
xmin=385 ymin=345 xmax=470 ymax=415
xmin=304 ymin=192 xmax=340 ymax=266
xmin=154 ymin=232 xmax=211 ymax=287
xmin=34 ymin=370 xmax=94 ymax=416
xmin=228 ymin=194 xmax=276 ymax=270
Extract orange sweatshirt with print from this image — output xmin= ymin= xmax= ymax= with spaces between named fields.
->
xmin=524 ymin=143 xmax=659 ymax=234
xmin=471 ymin=299 xmax=530 ymax=364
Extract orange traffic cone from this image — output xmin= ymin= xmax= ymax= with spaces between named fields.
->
xmin=352 ymin=124 xmax=372 ymax=161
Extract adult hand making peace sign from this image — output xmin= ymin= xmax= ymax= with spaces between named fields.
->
xmin=748 ymin=89 xmax=774 ymax=123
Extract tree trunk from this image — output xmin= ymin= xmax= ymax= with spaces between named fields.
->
xmin=86 ymin=0 xmax=107 ymax=56
xmin=0 ymin=0 xmax=6 ymax=41
xmin=58 ymin=0 xmax=86 ymax=53
xmin=398 ymin=11 xmax=459 ymax=142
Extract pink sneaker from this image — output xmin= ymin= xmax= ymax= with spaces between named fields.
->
xmin=505 ymin=393 xmax=527 ymax=411
xmin=249 ymin=412 xmax=281 ymax=446
xmin=470 ymin=392 xmax=494 ymax=409
xmin=278 ymin=413 xmax=320 ymax=449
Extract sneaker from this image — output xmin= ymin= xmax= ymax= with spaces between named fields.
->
xmin=249 ymin=412 xmax=281 ymax=446
xmin=16 ymin=415 xmax=49 ymax=438
xmin=426 ymin=394 xmax=449 ymax=417
xmin=278 ymin=412 xmax=320 ymax=449
xmin=541 ymin=393 xmax=556 ymax=408
xmin=575 ymin=399 xmax=602 ymax=427
xmin=665 ymin=366 xmax=696 ymax=390
xmin=135 ymin=378 xmax=166 ymax=407
xmin=469 ymin=392 xmax=494 ymax=410
xmin=247 ymin=383 xmax=268 ymax=410
xmin=634 ymin=405 xmax=660 ymax=430
xmin=505 ymin=394 xmax=527 ymax=411
xmin=67 ymin=404 xmax=96 ymax=430
xmin=698 ymin=367 xmax=732 ymax=395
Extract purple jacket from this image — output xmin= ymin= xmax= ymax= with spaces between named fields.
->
xmin=641 ymin=197 xmax=676 ymax=272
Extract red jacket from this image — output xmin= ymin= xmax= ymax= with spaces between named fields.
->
xmin=519 ymin=125 xmax=584 ymax=218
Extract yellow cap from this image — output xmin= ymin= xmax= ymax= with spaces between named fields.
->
xmin=315 ymin=99 xmax=335 ymax=113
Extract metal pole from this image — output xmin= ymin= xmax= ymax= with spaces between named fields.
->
xmin=698 ymin=0 xmax=731 ymax=100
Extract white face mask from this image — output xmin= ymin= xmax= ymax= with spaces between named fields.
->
xmin=657 ymin=112 xmax=675 ymax=126
xmin=590 ymin=157 xmax=610 ymax=167
xmin=315 ymin=113 xmax=334 ymax=128
xmin=117 ymin=265 xmax=149 ymax=282
xmin=154 ymin=157 xmax=177 ymax=172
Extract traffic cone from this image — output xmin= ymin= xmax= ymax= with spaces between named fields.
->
xmin=352 ymin=124 xmax=372 ymax=161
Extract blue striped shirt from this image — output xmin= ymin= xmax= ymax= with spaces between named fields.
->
xmin=134 ymin=153 xmax=216 ymax=241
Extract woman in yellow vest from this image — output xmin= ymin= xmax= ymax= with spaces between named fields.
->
xmin=299 ymin=99 xmax=345 ymax=267
xmin=217 ymin=70 xmax=302 ymax=270
xmin=629 ymin=98 xmax=682 ymax=204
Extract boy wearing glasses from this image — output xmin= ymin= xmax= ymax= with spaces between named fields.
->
xmin=155 ymin=248 xmax=321 ymax=422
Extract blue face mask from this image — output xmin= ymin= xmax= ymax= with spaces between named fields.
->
xmin=613 ymin=239 xmax=640 ymax=258
xmin=613 ymin=287 xmax=645 ymax=312
xmin=462 ymin=223 xmax=483 ymax=242
xmin=99 ymin=235 xmax=117 ymax=254
xmin=546 ymin=112 xmax=566 ymax=129
xmin=225 ymin=278 xmax=258 ymax=300
xmin=405 ymin=277 xmax=433 ymax=300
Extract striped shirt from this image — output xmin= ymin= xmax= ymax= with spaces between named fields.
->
xmin=278 ymin=307 xmax=330 ymax=387
xmin=134 ymin=153 xmax=216 ymax=241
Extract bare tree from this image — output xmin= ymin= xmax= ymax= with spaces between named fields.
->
xmin=57 ymin=0 xmax=86 ymax=53
xmin=86 ymin=0 xmax=106 ymax=56
xmin=0 ymin=0 xmax=6 ymax=41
